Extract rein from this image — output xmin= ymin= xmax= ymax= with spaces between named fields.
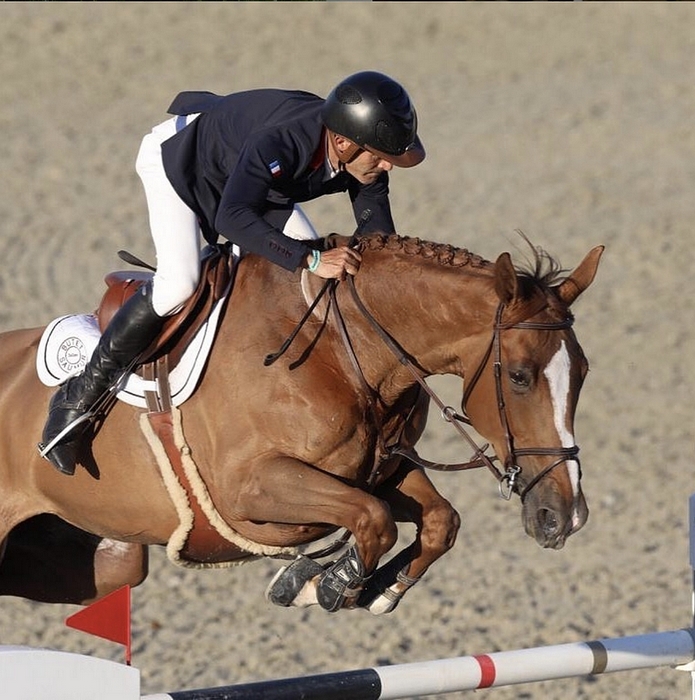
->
xmin=263 ymin=278 xmax=335 ymax=367
xmin=340 ymin=276 xmax=580 ymax=503
xmin=265 ymin=247 xmax=580 ymax=504
xmin=341 ymin=276 xmax=502 ymax=484
xmin=264 ymin=210 xmax=373 ymax=368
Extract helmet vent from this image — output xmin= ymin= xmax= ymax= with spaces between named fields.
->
xmin=378 ymin=82 xmax=411 ymax=120
xmin=377 ymin=81 xmax=403 ymax=103
xmin=375 ymin=119 xmax=400 ymax=154
xmin=336 ymin=85 xmax=362 ymax=105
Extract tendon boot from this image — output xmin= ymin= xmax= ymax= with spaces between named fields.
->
xmin=316 ymin=546 xmax=370 ymax=613
xmin=39 ymin=283 xmax=165 ymax=475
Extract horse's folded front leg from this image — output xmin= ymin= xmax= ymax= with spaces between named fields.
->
xmin=266 ymin=546 xmax=373 ymax=612
xmin=267 ymin=545 xmax=373 ymax=612
xmin=237 ymin=454 xmax=397 ymax=612
xmin=359 ymin=466 xmax=461 ymax=615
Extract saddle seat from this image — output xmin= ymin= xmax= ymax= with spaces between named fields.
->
xmin=97 ymin=245 xmax=235 ymax=373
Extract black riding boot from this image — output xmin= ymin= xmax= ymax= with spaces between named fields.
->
xmin=40 ymin=283 xmax=165 ymax=475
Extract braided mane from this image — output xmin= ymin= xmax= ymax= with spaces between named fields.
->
xmin=356 ymin=232 xmax=567 ymax=288
xmin=356 ymin=233 xmax=490 ymax=269
xmin=354 ymin=231 xmax=571 ymax=320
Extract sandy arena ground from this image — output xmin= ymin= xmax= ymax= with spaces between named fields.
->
xmin=1 ymin=4 xmax=694 ymax=699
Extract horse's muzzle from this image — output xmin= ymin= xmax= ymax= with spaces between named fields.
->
xmin=523 ymin=492 xmax=588 ymax=550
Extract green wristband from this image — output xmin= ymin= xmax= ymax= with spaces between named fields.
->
xmin=308 ymin=249 xmax=321 ymax=273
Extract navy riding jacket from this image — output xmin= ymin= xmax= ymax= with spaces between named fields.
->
xmin=161 ymin=89 xmax=396 ymax=271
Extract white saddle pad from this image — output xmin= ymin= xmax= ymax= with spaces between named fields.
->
xmin=36 ymin=296 xmax=227 ymax=409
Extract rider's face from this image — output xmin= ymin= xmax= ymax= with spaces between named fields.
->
xmin=328 ymin=132 xmax=394 ymax=184
xmin=344 ymin=148 xmax=394 ymax=184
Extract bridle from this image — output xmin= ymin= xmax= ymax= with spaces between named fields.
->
xmin=461 ymin=302 xmax=581 ymax=501
xmin=265 ymin=253 xmax=581 ymax=504
xmin=340 ymin=277 xmax=581 ymax=503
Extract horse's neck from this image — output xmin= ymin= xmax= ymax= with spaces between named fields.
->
xmin=210 ymin=251 xmax=495 ymax=407
xmin=343 ymin=252 xmax=496 ymax=399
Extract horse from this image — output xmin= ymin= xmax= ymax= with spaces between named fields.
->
xmin=0 ymin=233 xmax=603 ymax=612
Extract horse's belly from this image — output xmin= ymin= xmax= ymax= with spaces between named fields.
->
xmin=230 ymin=520 xmax=339 ymax=548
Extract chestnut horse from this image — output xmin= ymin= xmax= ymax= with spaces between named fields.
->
xmin=0 ymin=234 xmax=603 ymax=611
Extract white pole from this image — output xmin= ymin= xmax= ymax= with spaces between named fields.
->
xmin=675 ymin=493 xmax=695 ymax=699
xmin=376 ymin=629 xmax=695 ymax=697
xmin=690 ymin=493 xmax=695 ymax=700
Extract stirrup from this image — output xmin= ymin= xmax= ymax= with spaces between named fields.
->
xmin=38 ymin=356 xmax=136 ymax=461
xmin=37 ymin=409 xmax=96 ymax=460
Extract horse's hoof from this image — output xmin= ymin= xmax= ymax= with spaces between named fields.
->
xmin=265 ymin=555 xmax=324 ymax=607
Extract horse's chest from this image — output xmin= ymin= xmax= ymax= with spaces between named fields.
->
xmin=314 ymin=405 xmax=372 ymax=452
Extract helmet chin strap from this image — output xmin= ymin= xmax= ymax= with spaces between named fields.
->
xmin=327 ymin=130 xmax=363 ymax=166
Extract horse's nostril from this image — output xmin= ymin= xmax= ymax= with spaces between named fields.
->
xmin=538 ymin=508 xmax=559 ymax=537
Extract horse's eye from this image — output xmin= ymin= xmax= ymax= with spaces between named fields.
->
xmin=509 ymin=369 xmax=530 ymax=388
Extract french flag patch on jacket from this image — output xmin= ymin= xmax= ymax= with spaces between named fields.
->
xmin=268 ymin=160 xmax=282 ymax=178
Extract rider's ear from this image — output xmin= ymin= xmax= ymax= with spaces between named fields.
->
xmin=494 ymin=252 xmax=519 ymax=305
xmin=556 ymin=245 xmax=605 ymax=306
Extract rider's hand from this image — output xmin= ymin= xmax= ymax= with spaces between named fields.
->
xmin=305 ymin=246 xmax=362 ymax=280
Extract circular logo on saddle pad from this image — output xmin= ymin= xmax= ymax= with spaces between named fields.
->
xmin=57 ymin=336 xmax=89 ymax=374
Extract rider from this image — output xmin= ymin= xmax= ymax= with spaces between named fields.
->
xmin=39 ymin=70 xmax=426 ymax=476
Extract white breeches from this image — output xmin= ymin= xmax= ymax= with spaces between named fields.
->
xmin=135 ymin=114 xmax=318 ymax=317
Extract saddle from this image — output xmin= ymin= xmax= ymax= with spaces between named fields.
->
xmin=97 ymin=244 xmax=235 ymax=399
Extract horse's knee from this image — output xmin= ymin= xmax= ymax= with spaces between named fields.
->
xmin=421 ymin=499 xmax=460 ymax=556
xmin=352 ymin=498 xmax=398 ymax=565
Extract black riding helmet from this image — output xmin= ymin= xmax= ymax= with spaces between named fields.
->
xmin=321 ymin=71 xmax=425 ymax=168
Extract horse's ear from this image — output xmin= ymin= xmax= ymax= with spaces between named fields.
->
xmin=494 ymin=252 xmax=519 ymax=304
xmin=557 ymin=245 xmax=605 ymax=306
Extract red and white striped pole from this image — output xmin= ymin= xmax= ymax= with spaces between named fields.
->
xmin=142 ymin=627 xmax=695 ymax=700
xmin=144 ymin=494 xmax=695 ymax=699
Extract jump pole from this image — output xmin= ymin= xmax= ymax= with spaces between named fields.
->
xmin=686 ymin=492 xmax=695 ymax=700
xmin=142 ymin=627 xmax=695 ymax=700
xmin=143 ymin=493 xmax=695 ymax=699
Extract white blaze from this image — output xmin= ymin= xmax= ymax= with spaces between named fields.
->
xmin=543 ymin=341 xmax=581 ymax=500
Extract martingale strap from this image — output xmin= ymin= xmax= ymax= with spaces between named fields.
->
xmin=142 ymin=407 xmax=296 ymax=567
